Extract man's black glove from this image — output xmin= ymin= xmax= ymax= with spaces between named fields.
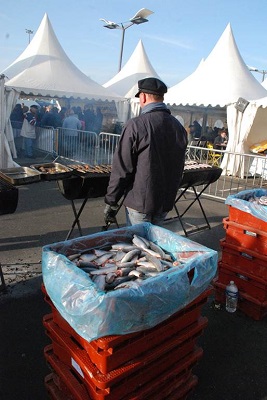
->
xmin=104 ymin=204 xmax=119 ymax=224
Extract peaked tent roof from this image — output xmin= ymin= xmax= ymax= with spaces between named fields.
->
xmin=103 ymin=40 xmax=161 ymax=98
xmin=2 ymin=14 xmax=122 ymax=101
xmin=165 ymin=23 xmax=267 ymax=107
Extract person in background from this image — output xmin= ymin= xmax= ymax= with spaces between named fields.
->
xmin=83 ymin=104 xmax=96 ymax=132
xmin=41 ymin=105 xmax=62 ymax=128
xmin=188 ymin=120 xmax=202 ymax=142
xmin=10 ymin=104 xmax=24 ymax=156
xmin=20 ymin=105 xmax=39 ymax=158
xmin=214 ymin=129 xmax=228 ymax=150
xmin=93 ymin=107 xmax=103 ymax=134
xmin=62 ymin=108 xmax=82 ymax=157
xmin=104 ymin=77 xmax=188 ymax=227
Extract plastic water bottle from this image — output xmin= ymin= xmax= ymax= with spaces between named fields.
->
xmin=225 ymin=280 xmax=238 ymax=313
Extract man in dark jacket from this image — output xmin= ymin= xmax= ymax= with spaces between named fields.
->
xmin=104 ymin=77 xmax=188 ymax=226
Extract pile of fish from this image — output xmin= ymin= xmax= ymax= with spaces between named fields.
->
xmin=68 ymin=234 xmax=181 ymax=292
xmin=248 ymin=195 xmax=267 ymax=206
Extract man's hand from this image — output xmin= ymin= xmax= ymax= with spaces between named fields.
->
xmin=104 ymin=204 xmax=119 ymax=224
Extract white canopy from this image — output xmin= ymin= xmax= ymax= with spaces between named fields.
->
xmin=165 ymin=23 xmax=267 ymax=107
xmin=2 ymin=14 xmax=122 ymax=101
xmin=104 ymin=40 xmax=162 ymax=122
xmin=0 ymin=75 xmax=20 ymax=168
xmin=103 ymin=40 xmax=161 ymax=98
xmin=221 ymin=97 xmax=267 ymax=177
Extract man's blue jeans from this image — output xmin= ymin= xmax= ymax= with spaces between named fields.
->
xmin=125 ymin=207 xmax=167 ymax=227
xmin=24 ymin=137 xmax=34 ymax=157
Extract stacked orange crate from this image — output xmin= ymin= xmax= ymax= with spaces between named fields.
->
xmin=213 ymin=203 xmax=267 ymax=320
xmin=43 ymin=284 xmax=212 ymax=400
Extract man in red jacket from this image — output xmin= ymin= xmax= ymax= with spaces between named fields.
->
xmin=104 ymin=77 xmax=188 ymax=226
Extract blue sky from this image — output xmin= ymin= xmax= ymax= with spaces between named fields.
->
xmin=1 ymin=0 xmax=267 ymax=87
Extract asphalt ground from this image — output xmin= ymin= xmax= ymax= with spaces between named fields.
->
xmin=0 ymin=157 xmax=267 ymax=400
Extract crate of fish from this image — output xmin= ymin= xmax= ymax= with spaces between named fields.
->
xmin=44 ymin=343 xmax=203 ymax=400
xmin=42 ymin=223 xmax=217 ymax=342
xmin=42 ymin=282 xmax=211 ymax=374
xmin=226 ymin=189 xmax=267 ymax=231
xmin=43 ymin=314 xmax=207 ymax=400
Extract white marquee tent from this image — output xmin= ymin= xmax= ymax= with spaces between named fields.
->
xmin=165 ymin=23 xmax=267 ymax=107
xmin=0 ymin=13 xmax=124 ymax=167
xmin=103 ymin=40 xmax=162 ymax=122
xmin=2 ymin=13 xmax=122 ymax=102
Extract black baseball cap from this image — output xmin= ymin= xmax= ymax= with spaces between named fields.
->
xmin=135 ymin=77 xmax=167 ymax=98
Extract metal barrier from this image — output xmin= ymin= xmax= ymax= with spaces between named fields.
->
xmin=35 ymin=126 xmax=57 ymax=158
xmin=55 ymin=129 xmax=120 ymax=165
xmin=186 ymin=144 xmax=267 ymax=201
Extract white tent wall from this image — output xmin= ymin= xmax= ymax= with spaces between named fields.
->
xmin=0 ymin=75 xmax=20 ymax=168
xmin=221 ymin=100 xmax=267 ymax=178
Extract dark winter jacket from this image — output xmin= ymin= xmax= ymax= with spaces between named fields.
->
xmin=105 ymin=107 xmax=188 ymax=214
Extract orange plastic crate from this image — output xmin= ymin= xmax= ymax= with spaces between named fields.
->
xmin=213 ymin=278 xmax=267 ymax=320
xmin=217 ymin=261 xmax=267 ymax=302
xmin=44 ymin=316 xmax=207 ymax=400
xmin=223 ymin=217 xmax=267 ymax=255
xmin=44 ymin=344 xmax=202 ymax=400
xmin=220 ymin=239 xmax=267 ymax=280
xmin=42 ymin=283 xmax=212 ymax=374
xmin=227 ymin=205 xmax=267 ymax=232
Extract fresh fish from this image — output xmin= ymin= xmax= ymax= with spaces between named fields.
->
xmin=111 ymin=243 xmax=137 ymax=251
xmin=116 ymin=261 xmax=137 ymax=269
xmin=105 ymin=272 xmax=117 ymax=284
xmin=80 ymin=266 xmax=98 ymax=273
xmin=161 ymin=259 xmax=174 ymax=269
xmin=76 ymin=260 xmax=98 ymax=268
xmin=142 ymin=248 xmax=162 ymax=258
xmin=112 ymin=250 xmax=127 ymax=262
xmin=134 ymin=234 xmax=150 ymax=247
xmin=90 ymin=265 xmax=117 ymax=275
xmin=68 ymin=253 xmax=81 ymax=261
xmin=93 ymin=252 xmax=114 ymax=266
xmin=145 ymin=254 xmax=164 ymax=271
xmin=120 ymin=248 xmax=141 ymax=263
xmin=149 ymin=241 xmax=166 ymax=259
xmin=106 ymin=275 xmax=135 ymax=290
xmin=136 ymin=265 xmax=158 ymax=274
xmin=129 ymin=270 xmax=145 ymax=278
xmin=116 ymin=267 xmax=133 ymax=277
xmin=94 ymin=249 xmax=111 ymax=257
xmin=132 ymin=234 xmax=149 ymax=249
xmin=136 ymin=261 xmax=157 ymax=269
xmin=79 ymin=253 xmax=98 ymax=262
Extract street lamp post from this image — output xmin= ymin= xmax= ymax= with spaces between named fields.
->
xmin=25 ymin=29 xmax=34 ymax=44
xmin=100 ymin=8 xmax=153 ymax=72
xmin=248 ymin=65 xmax=267 ymax=82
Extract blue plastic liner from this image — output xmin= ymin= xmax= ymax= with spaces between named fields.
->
xmin=225 ymin=189 xmax=267 ymax=222
xmin=42 ymin=223 xmax=217 ymax=342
